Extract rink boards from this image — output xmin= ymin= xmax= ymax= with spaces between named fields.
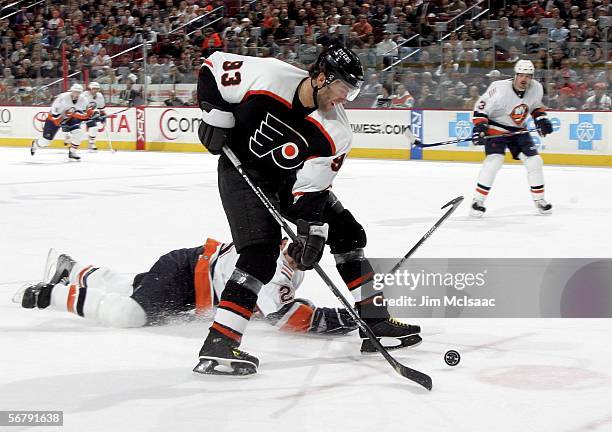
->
xmin=0 ymin=105 xmax=610 ymax=166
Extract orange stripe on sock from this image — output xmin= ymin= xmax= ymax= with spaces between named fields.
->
xmin=77 ymin=265 xmax=92 ymax=287
xmin=347 ymin=272 xmax=374 ymax=290
xmin=211 ymin=322 xmax=242 ymax=342
xmin=476 ymin=188 xmax=489 ymax=195
xmin=66 ymin=284 xmax=77 ymax=313
xmin=531 ymin=189 xmax=544 ymax=193
xmin=281 ymin=304 xmax=314 ymax=332
xmin=193 ymin=238 xmax=222 ymax=315
xmin=218 ymin=300 xmax=253 ymax=319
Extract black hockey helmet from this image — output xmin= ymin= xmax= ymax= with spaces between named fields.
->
xmin=311 ymin=45 xmax=364 ymax=101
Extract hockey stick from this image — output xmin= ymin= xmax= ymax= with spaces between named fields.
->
xmin=221 ymin=146 xmax=433 ymax=390
xmin=108 ymin=106 xmax=131 ymax=117
xmin=387 ymin=196 xmax=463 ymax=275
xmin=405 ymin=127 xmax=539 ymax=148
xmin=355 ymin=196 xmax=463 ymax=290
xmin=104 ymin=124 xmax=116 ymax=153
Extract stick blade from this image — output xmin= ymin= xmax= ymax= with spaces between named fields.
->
xmin=404 ymin=126 xmax=418 ymax=145
xmin=441 ymin=195 xmax=464 ymax=210
xmin=395 ymin=363 xmax=433 ymax=391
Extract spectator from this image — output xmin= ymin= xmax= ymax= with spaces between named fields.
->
xmin=464 ymin=85 xmax=480 ymax=109
xmin=352 ymin=14 xmax=373 ymax=41
xmin=98 ymin=67 xmax=117 ymax=85
xmin=372 ymin=83 xmax=394 ymax=108
xmin=164 ymin=90 xmax=184 ymax=106
xmin=201 ymin=28 xmax=222 ymax=56
xmin=583 ymin=83 xmax=611 ymax=110
xmin=376 ymin=31 xmax=398 ymax=67
xmin=556 ymin=87 xmax=580 ymax=110
xmin=440 ymin=87 xmax=465 ymax=109
xmin=416 ymin=85 xmax=439 ymax=108
xmin=391 ymin=84 xmax=414 ymax=108
xmin=448 ymin=0 xmax=467 ymax=16
xmin=119 ymin=80 xmax=138 ymax=106
xmin=186 ymin=90 xmax=198 ymax=106
xmin=297 ymin=35 xmax=319 ymax=64
xmin=549 ymin=19 xmax=570 ymax=43
xmin=361 ymin=73 xmax=383 ymax=97
xmin=91 ymin=47 xmax=111 ymax=74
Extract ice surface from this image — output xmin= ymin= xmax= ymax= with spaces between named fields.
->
xmin=1 ymin=147 xmax=612 ymax=432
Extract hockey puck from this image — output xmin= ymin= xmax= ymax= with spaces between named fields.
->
xmin=444 ymin=350 xmax=461 ymax=366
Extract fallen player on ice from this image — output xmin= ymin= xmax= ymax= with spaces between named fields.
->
xmin=13 ymin=238 xmax=357 ymax=335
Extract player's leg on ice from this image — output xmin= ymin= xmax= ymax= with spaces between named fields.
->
xmin=325 ymin=195 xmax=421 ymax=352
xmin=470 ymin=153 xmax=504 ymax=217
xmin=14 ymin=251 xmax=146 ymax=327
xmin=86 ymin=118 xmax=98 ymax=150
xmin=65 ymin=121 xmax=85 ymax=160
xmin=520 ymin=153 xmax=552 ymax=214
xmin=193 ymin=156 xmax=278 ymax=376
xmin=31 ymin=116 xmax=62 ymax=156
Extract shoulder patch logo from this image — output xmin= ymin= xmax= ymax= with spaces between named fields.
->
xmin=249 ymin=113 xmax=309 ymax=169
xmin=510 ymin=103 xmax=529 ymax=126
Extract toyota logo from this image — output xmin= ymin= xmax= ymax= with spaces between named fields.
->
xmin=33 ymin=111 xmax=49 ymax=132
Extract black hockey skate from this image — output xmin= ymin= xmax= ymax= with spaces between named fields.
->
xmin=43 ymin=249 xmax=76 ymax=285
xmin=534 ymin=199 xmax=552 ymax=215
xmin=193 ymin=332 xmax=259 ymax=376
xmin=30 ymin=140 xmax=39 ymax=156
xmin=14 ymin=282 xmax=54 ymax=309
xmin=360 ymin=318 xmax=422 ymax=353
xmin=68 ymin=148 xmax=81 ymax=161
xmin=469 ymin=199 xmax=486 ymax=218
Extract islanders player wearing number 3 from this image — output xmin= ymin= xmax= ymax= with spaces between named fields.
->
xmin=195 ymin=45 xmax=422 ymax=376
xmin=470 ymin=60 xmax=554 ymax=217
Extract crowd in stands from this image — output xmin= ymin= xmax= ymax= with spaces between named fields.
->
xmin=0 ymin=0 xmax=610 ymax=110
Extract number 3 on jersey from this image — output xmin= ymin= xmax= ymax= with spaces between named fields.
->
xmin=221 ymin=61 xmax=243 ymax=86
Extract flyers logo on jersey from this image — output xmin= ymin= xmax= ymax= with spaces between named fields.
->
xmin=510 ymin=104 xmax=529 ymax=126
xmin=249 ymin=113 xmax=309 ymax=169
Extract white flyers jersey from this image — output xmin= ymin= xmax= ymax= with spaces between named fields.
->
xmin=50 ymin=92 xmax=91 ymax=117
xmin=209 ymin=243 xmax=305 ymax=317
xmin=201 ymin=52 xmax=352 ymax=196
xmin=83 ymin=91 xmax=106 ymax=110
xmin=473 ymin=78 xmax=545 ymax=133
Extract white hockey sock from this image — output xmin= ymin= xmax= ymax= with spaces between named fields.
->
xmin=37 ymin=137 xmax=52 ymax=147
xmin=473 ymin=154 xmax=504 ymax=202
xmin=523 ymin=155 xmax=546 ymax=200
xmin=69 ymin=127 xmax=85 ymax=149
xmin=53 ymin=262 xmax=145 ymax=326
xmin=68 ymin=263 xmax=133 ymax=295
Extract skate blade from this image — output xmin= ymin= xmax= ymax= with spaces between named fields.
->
xmin=43 ymin=248 xmax=60 ymax=283
xmin=360 ymin=334 xmax=423 ymax=354
xmin=469 ymin=210 xmax=484 ymax=218
xmin=193 ymin=359 xmax=257 ymax=377
xmin=12 ymin=283 xmax=29 ymax=304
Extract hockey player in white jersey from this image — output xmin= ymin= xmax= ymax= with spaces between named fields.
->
xmin=470 ymin=60 xmax=554 ymax=217
xmin=30 ymin=83 xmax=97 ymax=161
xmin=82 ymin=82 xmax=106 ymax=151
xmin=14 ymin=238 xmax=357 ymax=335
